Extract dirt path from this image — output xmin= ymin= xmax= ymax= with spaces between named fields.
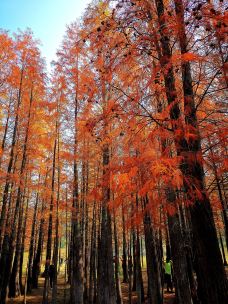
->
xmin=6 ymin=276 xmax=175 ymax=304
xmin=6 ymin=277 xmax=69 ymax=304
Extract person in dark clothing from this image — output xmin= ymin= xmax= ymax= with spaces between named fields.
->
xmin=49 ymin=264 xmax=55 ymax=288
xmin=128 ymin=255 xmax=133 ymax=277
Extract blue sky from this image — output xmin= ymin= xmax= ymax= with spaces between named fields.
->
xmin=0 ymin=0 xmax=91 ymax=67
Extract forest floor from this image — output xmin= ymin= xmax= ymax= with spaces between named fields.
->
xmin=6 ymin=271 xmax=175 ymax=304
xmin=7 ymin=265 xmax=228 ymax=303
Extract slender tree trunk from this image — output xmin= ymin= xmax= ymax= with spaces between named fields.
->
xmin=27 ymin=191 xmax=39 ymax=292
xmin=19 ymin=189 xmax=30 ymax=293
xmin=70 ymin=59 xmax=84 ymax=304
xmin=135 ymin=228 xmax=144 ymax=304
xmin=89 ymin=202 xmax=97 ymax=304
xmin=140 ymin=238 xmax=143 ymax=269
xmin=82 ymin=158 xmax=89 ymax=303
xmin=42 ymin=133 xmax=57 ymax=304
xmin=64 ymin=186 xmax=69 ymax=304
xmin=52 ymin=110 xmax=60 ymax=304
xmin=128 ymin=236 xmax=133 ymax=304
xmin=84 ymin=194 xmax=89 ymax=303
xmin=113 ymin=213 xmax=123 ymax=304
xmin=132 ymin=228 xmax=137 ymax=292
xmin=134 ymin=195 xmax=144 ymax=304
xmin=143 ymin=199 xmax=162 ymax=304
xmin=121 ymin=203 xmax=128 ymax=283
xmin=32 ymin=196 xmax=46 ymax=289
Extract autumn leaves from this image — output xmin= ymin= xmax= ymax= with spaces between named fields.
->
xmin=0 ymin=1 xmax=227 ymax=303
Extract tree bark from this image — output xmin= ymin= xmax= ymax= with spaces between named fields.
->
xmin=113 ymin=213 xmax=123 ymax=304
xmin=70 ymin=60 xmax=84 ymax=304
xmin=19 ymin=189 xmax=30 ymax=293
xmin=121 ymin=203 xmax=129 ymax=283
xmin=97 ymin=143 xmax=116 ymax=304
xmin=89 ymin=202 xmax=97 ymax=304
xmin=27 ymin=191 xmax=39 ymax=292
xmin=42 ymin=132 xmax=57 ymax=304
xmin=143 ymin=200 xmax=162 ymax=304
xmin=32 ymin=196 xmax=46 ymax=289
xmin=52 ymin=108 xmax=60 ymax=304
xmin=153 ymin=1 xmax=228 ymax=302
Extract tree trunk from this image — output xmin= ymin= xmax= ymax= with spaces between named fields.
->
xmin=135 ymin=228 xmax=144 ymax=304
xmin=89 ymin=202 xmax=97 ymax=304
xmin=121 ymin=203 xmax=128 ymax=283
xmin=174 ymin=1 xmax=228 ymax=302
xmin=132 ymin=229 xmax=137 ymax=292
xmin=42 ymin=133 xmax=57 ymax=304
xmin=153 ymin=1 xmax=228 ymax=302
xmin=70 ymin=63 xmax=84 ymax=304
xmin=166 ymin=191 xmax=192 ymax=304
xmin=113 ymin=213 xmax=123 ymax=304
xmin=27 ymin=189 xmax=40 ymax=292
xmin=97 ymin=143 xmax=116 ymax=304
xmin=52 ymin=112 xmax=60 ymax=304
xmin=143 ymin=202 xmax=162 ymax=304
xmin=19 ymin=190 xmax=30 ymax=293
xmin=32 ymin=196 xmax=46 ymax=289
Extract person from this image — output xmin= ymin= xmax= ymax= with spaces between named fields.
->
xmin=49 ymin=264 xmax=55 ymax=288
xmin=128 ymin=255 xmax=133 ymax=277
xmin=164 ymin=258 xmax=173 ymax=293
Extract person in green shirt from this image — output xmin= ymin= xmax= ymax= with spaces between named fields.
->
xmin=164 ymin=258 xmax=173 ymax=293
